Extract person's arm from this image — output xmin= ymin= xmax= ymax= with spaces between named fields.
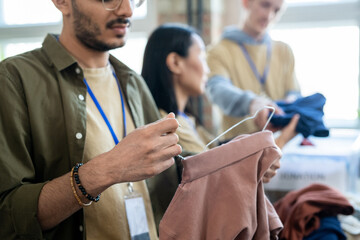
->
xmin=274 ymin=114 xmax=300 ymax=149
xmin=37 ymin=113 xmax=182 ymax=230
xmin=206 ymin=75 xmax=285 ymax=131
xmin=0 ymin=63 xmax=47 ymax=238
xmin=0 ymin=65 xmax=180 ymax=233
xmin=205 ymin=75 xmax=256 ymax=117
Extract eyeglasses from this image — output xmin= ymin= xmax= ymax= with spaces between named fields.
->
xmin=102 ymin=0 xmax=145 ymax=11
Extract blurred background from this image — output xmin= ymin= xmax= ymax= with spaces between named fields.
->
xmin=1 ymin=0 xmax=360 ymax=202
xmin=1 ymin=0 xmax=358 ymax=131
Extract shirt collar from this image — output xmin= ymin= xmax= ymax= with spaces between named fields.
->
xmin=42 ymin=34 xmax=77 ymax=71
xmin=42 ymin=34 xmax=134 ymax=86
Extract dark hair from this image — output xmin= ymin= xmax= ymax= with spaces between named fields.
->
xmin=141 ymin=23 xmax=198 ymax=114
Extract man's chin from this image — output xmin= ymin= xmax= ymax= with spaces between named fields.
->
xmin=112 ymin=41 xmax=126 ymax=49
xmin=112 ymin=36 xmax=127 ymax=48
xmin=100 ymin=39 xmax=127 ymax=51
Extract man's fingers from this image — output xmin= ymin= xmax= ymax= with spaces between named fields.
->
xmin=273 ymin=104 xmax=284 ymax=115
xmin=270 ymin=159 xmax=281 ymax=170
xmin=266 ymin=123 xmax=281 ymax=132
xmin=162 ymin=144 xmax=182 ymax=160
xmin=254 ymin=109 xmax=269 ymax=128
xmin=263 ymin=177 xmax=271 ymax=183
xmin=166 ymin=112 xmax=176 ymax=119
xmin=149 ymin=116 xmax=179 ymax=136
xmin=263 ymin=158 xmax=281 ymax=183
xmin=288 ymin=114 xmax=300 ymax=128
xmin=152 ymin=144 xmax=182 ymax=165
xmin=159 ymin=132 xmax=180 ymax=148
xmin=263 ymin=169 xmax=277 ymax=182
xmin=153 ymin=157 xmax=176 ymax=175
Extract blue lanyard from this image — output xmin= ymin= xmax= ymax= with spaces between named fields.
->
xmin=177 ymin=111 xmax=196 ymax=131
xmin=83 ymin=71 xmax=127 ymax=145
xmin=239 ymin=41 xmax=272 ymax=85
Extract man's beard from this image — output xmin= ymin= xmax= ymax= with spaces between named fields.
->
xmin=71 ymin=0 xmax=131 ymax=52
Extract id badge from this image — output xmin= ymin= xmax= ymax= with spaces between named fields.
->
xmin=124 ymin=183 xmax=150 ymax=240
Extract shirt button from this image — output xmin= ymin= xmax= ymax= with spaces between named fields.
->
xmin=78 ymin=94 xmax=85 ymax=101
xmin=79 ymin=225 xmax=84 ymax=232
xmin=75 ymin=67 xmax=81 ymax=74
xmin=76 ymin=133 xmax=83 ymax=140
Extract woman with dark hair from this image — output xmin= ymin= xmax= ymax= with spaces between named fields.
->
xmin=142 ymin=23 xmax=211 ymax=153
xmin=142 ymin=23 xmax=299 ymax=181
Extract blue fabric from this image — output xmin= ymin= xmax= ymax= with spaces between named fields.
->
xmin=303 ymin=216 xmax=346 ymax=240
xmin=270 ymin=93 xmax=329 ymax=138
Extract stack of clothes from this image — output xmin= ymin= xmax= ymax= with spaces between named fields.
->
xmin=274 ymin=183 xmax=354 ymax=240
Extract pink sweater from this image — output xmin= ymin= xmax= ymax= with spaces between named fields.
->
xmin=160 ymin=131 xmax=283 ymax=240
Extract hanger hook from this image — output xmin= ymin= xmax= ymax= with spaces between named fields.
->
xmin=204 ymin=106 xmax=275 ymax=151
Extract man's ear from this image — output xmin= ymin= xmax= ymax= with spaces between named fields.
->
xmin=52 ymin=0 xmax=71 ymax=15
xmin=166 ymin=52 xmax=184 ymax=75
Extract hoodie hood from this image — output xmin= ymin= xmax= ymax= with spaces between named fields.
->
xmin=222 ymin=26 xmax=271 ymax=45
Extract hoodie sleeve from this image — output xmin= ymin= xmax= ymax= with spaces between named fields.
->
xmin=206 ymin=41 xmax=256 ymax=117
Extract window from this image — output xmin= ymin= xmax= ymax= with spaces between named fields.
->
xmin=271 ymin=0 xmax=360 ymax=127
xmin=0 ymin=0 xmax=148 ymax=26
xmin=287 ymin=0 xmax=356 ymax=5
xmin=110 ymin=33 xmax=148 ymax=73
xmin=0 ymin=0 xmax=154 ymax=72
xmin=287 ymin=0 xmax=356 ymax=6
xmin=3 ymin=0 xmax=61 ymax=25
xmin=271 ymin=26 xmax=359 ymax=121
xmin=4 ymin=42 xmax=43 ymax=58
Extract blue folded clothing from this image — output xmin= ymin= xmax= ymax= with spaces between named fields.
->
xmin=303 ymin=216 xmax=346 ymax=240
xmin=270 ymin=93 xmax=329 ymax=138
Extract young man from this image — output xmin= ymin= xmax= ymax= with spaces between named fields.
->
xmin=206 ymin=0 xmax=301 ymax=141
xmin=0 ymin=0 xmax=181 ymax=239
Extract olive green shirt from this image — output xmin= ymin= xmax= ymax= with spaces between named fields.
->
xmin=0 ymin=34 xmax=161 ymax=239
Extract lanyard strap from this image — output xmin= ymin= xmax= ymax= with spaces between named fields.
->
xmin=177 ymin=111 xmax=196 ymax=131
xmin=83 ymin=71 xmax=127 ymax=145
xmin=239 ymin=41 xmax=272 ymax=85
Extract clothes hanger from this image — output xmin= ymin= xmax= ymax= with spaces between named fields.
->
xmin=204 ymin=106 xmax=275 ymax=151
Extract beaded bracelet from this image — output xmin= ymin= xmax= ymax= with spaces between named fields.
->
xmin=73 ymin=163 xmax=101 ymax=202
xmin=70 ymin=166 xmax=92 ymax=207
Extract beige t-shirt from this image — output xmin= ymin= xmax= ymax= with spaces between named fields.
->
xmin=82 ymin=66 xmax=158 ymax=240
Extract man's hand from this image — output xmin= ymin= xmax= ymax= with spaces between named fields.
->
xmin=262 ymin=158 xmax=280 ymax=183
xmin=104 ymin=113 xmax=182 ymax=183
xmin=263 ymin=114 xmax=300 ymax=183
xmin=274 ymin=114 xmax=300 ymax=149
xmin=38 ymin=113 xmax=181 ymax=231
xmin=81 ymin=113 xmax=182 ymax=192
xmin=250 ymin=97 xmax=284 ymax=132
